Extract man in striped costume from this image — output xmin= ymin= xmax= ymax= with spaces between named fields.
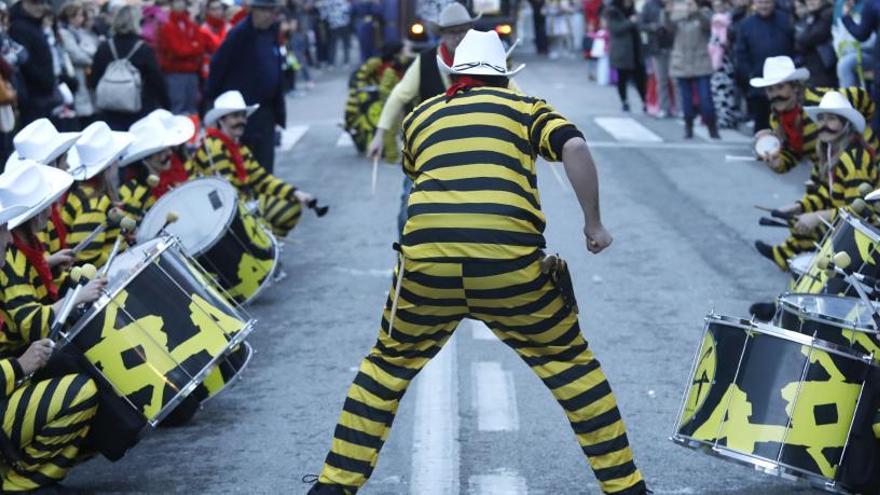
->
xmin=194 ymin=90 xmax=316 ymax=238
xmin=308 ymin=31 xmax=648 ymax=495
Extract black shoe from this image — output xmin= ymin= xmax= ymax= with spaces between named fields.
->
xmin=307 ymin=482 xmax=351 ymax=495
xmin=684 ymin=117 xmax=694 ymax=139
xmin=749 ymin=301 xmax=776 ymax=322
xmin=20 ymin=484 xmax=88 ymax=495
xmin=622 ymin=102 xmax=631 ymax=112
xmin=755 ymin=240 xmax=774 ymax=261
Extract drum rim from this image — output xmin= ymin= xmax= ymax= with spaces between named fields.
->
xmin=238 ymin=223 xmax=281 ymax=305
xmin=200 ymin=341 xmax=255 ymax=403
xmin=706 ymin=313 xmax=879 ymax=364
xmin=135 ymin=177 xmax=238 ymax=255
xmin=776 ymin=293 xmax=879 ymax=334
xmin=839 ymin=209 xmax=880 ymax=243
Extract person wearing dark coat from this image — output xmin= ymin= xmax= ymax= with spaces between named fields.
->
xmin=207 ymin=1 xmax=285 ymax=173
xmin=88 ymin=5 xmax=169 ymax=131
xmin=606 ymin=0 xmax=647 ymax=112
xmin=8 ymin=0 xmax=55 ymax=126
xmin=795 ymin=0 xmax=837 ymax=87
xmin=734 ymin=0 xmax=795 ymax=131
xmin=842 ymin=0 xmax=880 ymax=133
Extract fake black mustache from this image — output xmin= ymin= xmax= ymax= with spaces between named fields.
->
xmin=770 ymin=96 xmax=790 ymax=103
xmin=231 ymin=123 xmax=246 ymax=130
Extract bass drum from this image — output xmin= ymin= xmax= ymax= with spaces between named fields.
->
xmin=136 ymin=177 xmax=279 ymax=305
xmin=672 ymin=314 xmax=879 ymax=494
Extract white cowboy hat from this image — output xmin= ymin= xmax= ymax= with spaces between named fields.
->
xmin=0 ymin=160 xmax=74 ymax=229
xmin=67 ymin=122 xmax=134 ymax=181
xmin=435 ymin=2 xmax=481 ymax=29
xmin=750 ymin=56 xmax=811 ymax=88
xmin=8 ymin=118 xmax=80 ymax=165
xmin=438 ymin=29 xmax=524 ymax=77
xmin=119 ymin=120 xmax=172 ymax=167
xmin=805 ymin=90 xmax=866 ymax=134
xmin=132 ymin=109 xmax=195 ymax=145
xmin=204 ymin=90 xmax=259 ymax=127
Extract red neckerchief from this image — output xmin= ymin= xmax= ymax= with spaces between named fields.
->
xmin=153 ymin=154 xmax=190 ymax=199
xmin=205 ymin=15 xmax=227 ymax=37
xmin=207 ymin=128 xmax=248 ymax=182
xmin=12 ymin=231 xmax=58 ymax=302
xmin=439 ymin=43 xmax=454 ymax=66
xmin=50 ymin=197 xmax=68 ymax=250
xmin=778 ymin=106 xmax=805 ymax=155
xmin=446 ymin=75 xmax=489 ymax=100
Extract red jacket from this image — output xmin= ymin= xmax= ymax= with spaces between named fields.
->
xmin=157 ymin=11 xmax=206 ymax=73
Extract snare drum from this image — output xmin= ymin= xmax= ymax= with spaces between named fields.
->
xmin=672 ymin=314 xmax=878 ymax=493
xmin=755 ymin=134 xmax=781 ymax=156
xmin=788 ymin=252 xmax=815 ymax=279
xmin=792 ymin=210 xmax=880 ymax=296
xmin=775 ymin=294 xmax=880 ymax=361
xmin=136 ymin=177 xmax=279 ymax=304
xmin=62 ymin=236 xmax=256 ymax=426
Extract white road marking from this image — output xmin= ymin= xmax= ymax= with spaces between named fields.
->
xmin=473 ymin=361 xmax=519 ymax=432
xmin=469 ymin=470 xmax=528 ymax=495
xmin=594 ymin=117 xmax=663 ymax=142
xmin=588 ymin=140 xmax=746 ymax=151
xmin=336 ymin=132 xmax=354 ymax=147
xmin=411 ymin=335 xmax=460 ymax=495
xmin=470 ymin=319 xmax=495 ymax=341
xmin=693 ymin=125 xmax=751 ymax=143
xmin=277 ymin=125 xmax=309 ymax=151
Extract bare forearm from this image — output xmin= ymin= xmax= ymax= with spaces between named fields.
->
xmin=561 ymin=137 xmax=602 ymax=228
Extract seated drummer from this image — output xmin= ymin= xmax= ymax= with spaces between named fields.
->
xmin=194 ymin=90 xmax=316 ymax=238
xmin=0 ymin=176 xmax=99 ymax=494
xmin=752 ymin=56 xmax=876 ymax=177
xmin=755 ymin=92 xmax=880 ymax=272
xmin=118 ymin=118 xmax=192 ymax=222
xmin=131 ymin=109 xmax=197 ymax=196
xmin=61 ymin=122 xmax=134 ymax=267
xmin=0 ymin=162 xmax=107 ymax=356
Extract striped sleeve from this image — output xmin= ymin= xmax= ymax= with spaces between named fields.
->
xmin=118 ymin=181 xmax=151 ymax=222
xmin=192 ymin=142 xmax=214 ymax=176
xmin=528 ymin=99 xmax=582 ymax=162
xmin=834 ymin=148 xmax=878 ymax=209
xmin=63 ymin=190 xmax=109 ymax=266
xmin=0 ymin=359 xmax=21 ymax=397
xmin=0 ymin=249 xmax=53 ymax=351
xmin=775 ymin=149 xmax=799 ymax=174
xmin=245 ymin=149 xmax=295 ymax=199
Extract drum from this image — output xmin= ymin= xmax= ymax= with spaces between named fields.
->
xmin=792 ymin=210 xmax=880 ymax=296
xmin=61 ymin=237 xmax=256 ymax=426
xmin=788 ymin=252 xmax=815 ymax=279
xmin=344 ymin=87 xmax=381 ymax=152
xmin=135 ymin=177 xmax=279 ymax=305
xmin=755 ymin=134 xmax=781 ymax=156
xmin=775 ymin=294 xmax=880 ymax=361
xmin=672 ymin=314 xmax=878 ymax=493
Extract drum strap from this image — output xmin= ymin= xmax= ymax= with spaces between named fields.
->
xmin=539 ymin=253 xmax=579 ymax=314
xmin=387 ymin=243 xmax=406 ymax=341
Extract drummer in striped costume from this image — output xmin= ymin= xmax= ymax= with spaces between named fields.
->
xmin=756 ymin=91 xmax=880 ymax=270
xmin=0 ymin=169 xmax=100 ymax=494
xmin=0 ymin=162 xmax=107 ymax=356
xmin=309 ymin=31 xmax=648 ymax=495
xmin=194 ymin=90 xmax=316 ymax=238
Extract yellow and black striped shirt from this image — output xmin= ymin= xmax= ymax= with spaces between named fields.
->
xmin=0 ymin=247 xmax=57 ymax=356
xmin=58 ymin=182 xmax=120 ymax=267
xmin=400 ymin=87 xmax=582 ymax=261
xmin=798 ymin=140 xmax=879 ymax=214
xmin=192 ymin=137 xmax=295 ymax=201
xmin=118 ymin=170 xmax=158 ymax=223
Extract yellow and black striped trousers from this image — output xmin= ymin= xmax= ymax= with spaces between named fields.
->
xmin=317 ymin=252 xmax=646 ymax=495
xmin=772 ymin=226 xmax=825 ymax=271
xmin=0 ymin=373 xmax=97 ymax=492
xmin=258 ymin=194 xmax=302 ymax=238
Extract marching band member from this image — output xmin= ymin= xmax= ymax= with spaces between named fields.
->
xmin=757 ymin=91 xmax=879 ymax=271
xmin=132 ymin=109 xmax=197 ymax=194
xmin=308 ymin=31 xmax=648 ymax=495
xmin=195 ymin=90 xmax=316 ymax=238
xmin=117 ymin=118 xmax=192 ymax=222
xmin=0 ymin=175 xmax=98 ymax=494
xmin=61 ymin=122 xmax=134 ymax=267
xmin=0 ymin=162 xmax=106 ymax=357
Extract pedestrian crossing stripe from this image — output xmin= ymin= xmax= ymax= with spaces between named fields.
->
xmin=336 ymin=132 xmax=354 ymax=147
xmin=276 ymin=125 xmax=309 ymax=151
xmin=594 ymin=117 xmax=663 ymax=143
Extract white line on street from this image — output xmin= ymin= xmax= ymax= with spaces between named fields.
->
xmin=588 ymin=140 xmax=746 ymax=151
xmin=693 ymin=125 xmax=751 ymax=143
xmin=472 ymin=361 xmax=519 ymax=432
xmin=594 ymin=117 xmax=663 ymax=142
xmin=411 ymin=335 xmax=460 ymax=495
xmin=470 ymin=319 xmax=495 ymax=341
xmin=469 ymin=470 xmax=528 ymax=495
xmin=331 ymin=267 xmax=393 ymax=278
xmin=277 ymin=125 xmax=309 ymax=151
xmin=336 ymin=132 xmax=354 ymax=147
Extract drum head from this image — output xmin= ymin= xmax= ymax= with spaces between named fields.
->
xmin=104 ymin=238 xmax=164 ymax=293
xmin=788 ymin=252 xmax=814 ymax=277
xmin=755 ymin=134 xmax=781 ymax=155
xmin=778 ymin=294 xmax=878 ymax=332
xmin=136 ymin=178 xmax=238 ymax=255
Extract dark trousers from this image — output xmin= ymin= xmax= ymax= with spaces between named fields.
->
xmin=616 ymin=66 xmax=647 ymax=105
xmin=530 ymin=0 xmax=548 ymax=54
xmin=677 ymin=75 xmax=715 ymax=122
xmin=329 ymin=26 xmax=352 ymax=66
xmin=748 ymin=94 xmax=771 ymax=132
xmin=243 ymin=106 xmax=276 ymax=173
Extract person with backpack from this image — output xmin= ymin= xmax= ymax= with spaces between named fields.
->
xmin=89 ymin=5 xmax=169 ymax=131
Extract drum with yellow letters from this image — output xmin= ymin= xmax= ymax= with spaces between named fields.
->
xmin=60 ymin=236 xmax=256 ymax=426
xmin=672 ymin=313 xmax=879 ymax=494
xmin=135 ymin=177 xmax=279 ymax=305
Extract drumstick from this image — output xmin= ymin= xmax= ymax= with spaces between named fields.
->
xmin=146 ymin=174 xmax=160 ymax=188
xmin=71 ymin=224 xmax=107 ymax=255
xmin=371 ymin=156 xmax=379 ymax=195
xmin=48 ymin=264 xmax=92 ymax=340
xmin=759 ymin=217 xmax=789 ymax=228
xmin=754 ymin=205 xmax=775 ymax=213
xmin=859 ymin=183 xmax=874 ymax=197
xmin=158 ymin=212 xmax=179 ymax=235
xmin=725 ymin=155 xmax=756 ymax=162
xmin=100 ymin=217 xmax=136 ymax=278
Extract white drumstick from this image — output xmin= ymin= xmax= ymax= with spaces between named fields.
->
xmin=101 ymin=217 xmax=136 ymax=278
xmin=371 ymin=156 xmax=379 ymax=195
xmin=725 ymin=155 xmax=756 ymax=162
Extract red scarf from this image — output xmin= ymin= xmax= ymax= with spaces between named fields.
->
xmin=207 ymin=128 xmax=248 ymax=182
xmin=446 ymin=76 xmax=489 ymax=100
xmin=778 ymin=107 xmax=805 ymax=155
xmin=153 ymin=154 xmax=190 ymax=199
xmin=12 ymin=231 xmax=58 ymax=302
xmin=50 ymin=198 xmax=67 ymax=250
xmin=205 ymin=15 xmax=227 ymax=37
xmin=439 ymin=43 xmax=454 ymax=66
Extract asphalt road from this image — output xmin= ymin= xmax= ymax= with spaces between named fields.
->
xmin=67 ymin=55 xmax=829 ymax=494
